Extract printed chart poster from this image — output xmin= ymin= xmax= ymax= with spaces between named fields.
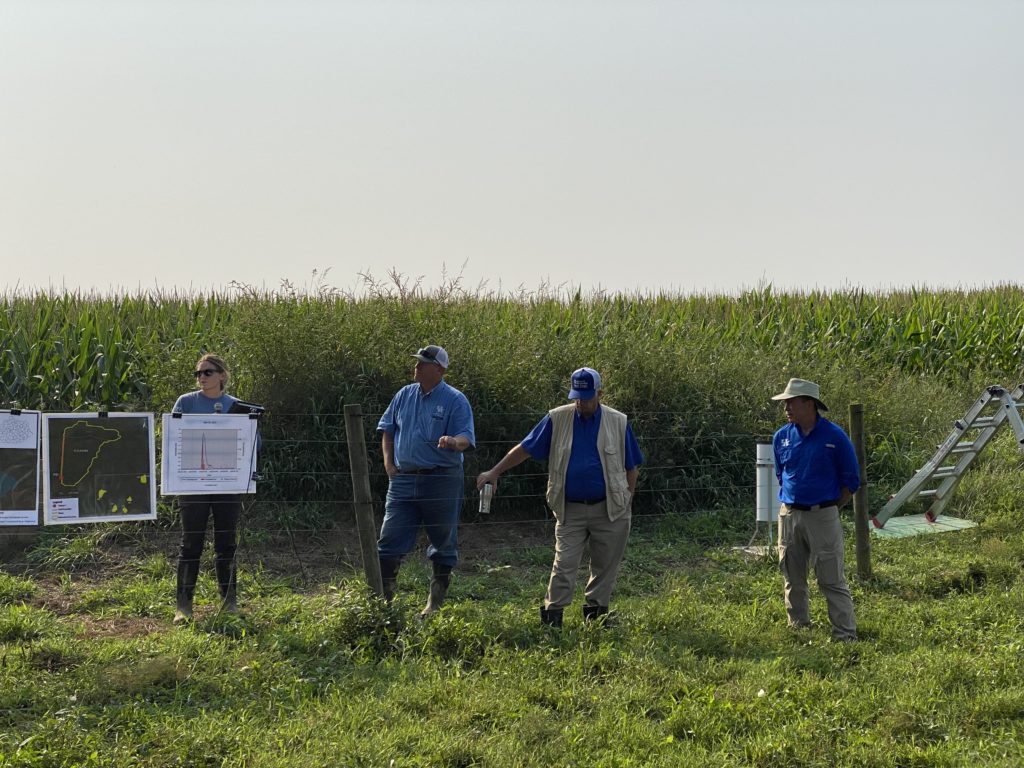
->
xmin=160 ymin=414 xmax=258 ymax=495
xmin=42 ymin=413 xmax=157 ymax=525
xmin=0 ymin=410 xmax=41 ymax=526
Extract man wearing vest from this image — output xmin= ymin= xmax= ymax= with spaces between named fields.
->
xmin=477 ymin=367 xmax=643 ymax=627
xmin=772 ymin=378 xmax=860 ymax=642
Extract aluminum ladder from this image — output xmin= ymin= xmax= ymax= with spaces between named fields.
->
xmin=871 ymin=384 xmax=1024 ymax=530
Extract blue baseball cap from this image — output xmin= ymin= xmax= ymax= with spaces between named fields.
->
xmin=568 ymin=367 xmax=601 ymax=400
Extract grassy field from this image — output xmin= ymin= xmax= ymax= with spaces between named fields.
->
xmin=2 ymin=283 xmax=1024 ymax=765
xmin=2 ymin=454 xmax=1024 ymax=767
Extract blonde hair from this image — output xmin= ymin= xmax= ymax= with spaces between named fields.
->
xmin=197 ymin=353 xmax=229 ymax=392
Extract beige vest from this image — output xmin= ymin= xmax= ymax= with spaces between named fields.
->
xmin=545 ymin=403 xmax=632 ymax=523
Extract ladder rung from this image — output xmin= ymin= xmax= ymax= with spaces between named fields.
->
xmin=881 ymin=386 xmax=1021 ymax=522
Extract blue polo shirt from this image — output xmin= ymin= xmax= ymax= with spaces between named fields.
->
xmin=773 ymin=416 xmax=860 ymax=506
xmin=377 ymin=380 xmax=475 ymax=470
xmin=521 ymin=406 xmax=643 ymax=502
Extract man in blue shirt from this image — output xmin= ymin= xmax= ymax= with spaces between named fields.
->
xmin=377 ymin=345 xmax=476 ymax=617
xmin=772 ymin=378 xmax=860 ymax=642
xmin=477 ymin=368 xmax=643 ymax=627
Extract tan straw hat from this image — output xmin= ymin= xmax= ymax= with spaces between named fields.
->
xmin=771 ymin=378 xmax=828 ymax=411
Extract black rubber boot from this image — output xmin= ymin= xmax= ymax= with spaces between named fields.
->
xmin=379 ymin=556 xmax=401 ymax=602
xmin=174 ymin=559 xmax=199 ymax=624
xmin=215 ymin=558 xmax=238 ymax=613
xmin=420 ymin=563 xmax=453 ymax=618
xmin=582 ymin=605 xmax=610 ymax=625
xmin=539 ymin=606 xmax=564 ymax=628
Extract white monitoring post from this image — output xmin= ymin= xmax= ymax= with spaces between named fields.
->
xmin=755 ymin=442 xmax=781 ymax=549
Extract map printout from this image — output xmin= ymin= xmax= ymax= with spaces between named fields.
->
xmin=0 ymin=410 xmax=41 ymax=525
xmin=160 ymin=414 xmax=258 ymax=495
xmin=42 ymin=413 xmax=157 ymax=524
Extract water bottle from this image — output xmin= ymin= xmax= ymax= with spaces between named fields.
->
xmin=479 ymin=482 xmax=493 ymax=514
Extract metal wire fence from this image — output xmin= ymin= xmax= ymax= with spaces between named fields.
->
xmin=0 ymin=408 xmax=804 ymax=575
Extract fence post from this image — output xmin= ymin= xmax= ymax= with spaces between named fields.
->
xmin=344 ymin=403 xmax=383 ymax=595
xmin=849 ymin=403 xmax=872 ymax=579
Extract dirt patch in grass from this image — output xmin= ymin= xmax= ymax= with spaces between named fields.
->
xmin=235 ymin=517 xmax=557 ymax=585
xmin=79 ymin=615 xmax=164 ymax=639
xmin=6 ymin=515 xmax=560 ymax=614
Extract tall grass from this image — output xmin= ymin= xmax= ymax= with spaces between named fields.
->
xmin=3 ymin=283 xmax=1023 ymax=517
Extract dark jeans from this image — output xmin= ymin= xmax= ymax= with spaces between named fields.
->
xmin=178 ymin=494 xmax=241 ymax=564
xmin=377 ymin=469 xmax=463 ymax=568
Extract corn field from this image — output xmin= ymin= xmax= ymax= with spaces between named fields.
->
xmin=1 ymin=292 xmax=233 ymax=411
xmin=2 ymin=284 xmax=1023 ymax=515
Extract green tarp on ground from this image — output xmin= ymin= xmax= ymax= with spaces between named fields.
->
xmin=871 ymin=513 xmax=978 ymax=539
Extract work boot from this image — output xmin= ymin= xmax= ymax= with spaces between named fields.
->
xmin=583 ymin=604 xmax=610 ymax=625
xmin=174 ymin=559 xmax=199 ymax=624
xmin=173 ymin=608 xmax=192 ymax=625
xmin=419 ymin=563 xmax=452 ymax=618
xmin=539 ymin=606 xmax=563 ymax=628
xmin=215 ymin=558 xmax=238 ymax=613
xmin=379 ymin=556 xmax=401 ymax=602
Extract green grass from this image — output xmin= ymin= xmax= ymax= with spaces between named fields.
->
xmin=0 ymin=573 xmax=36 ymax=605
xmin=3 ymin=480 xmax=1024 ymax=766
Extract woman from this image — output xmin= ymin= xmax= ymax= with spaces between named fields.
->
xmin=172 ymin=353 xmax=244 ymax=623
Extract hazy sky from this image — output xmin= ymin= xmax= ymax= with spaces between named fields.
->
xmin=3 ymin=1 xmax=1021 ymax=296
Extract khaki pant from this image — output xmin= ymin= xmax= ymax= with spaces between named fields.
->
xmin=777 ymin=504 xmax=857 ymax=641
xmin=544 ymin=500 xmax=631 ymax=609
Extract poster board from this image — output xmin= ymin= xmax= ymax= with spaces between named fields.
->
xmin=160 ymin=413 xmax=259 ymax=495
xmin=0 ymin=410 xmax=41 ymax=526
xmin=42 ymin=413 xmax=157 ymax=525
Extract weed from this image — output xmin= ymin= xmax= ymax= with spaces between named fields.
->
xmin=0 ymin=572 xmax=36 ymax=604
xmin=419 ymin=612 xmax=488 ymax=664
xmin=0 ymin=604 xmax=57 ymax=643
xmin=26 ymin=529 xmax=111 ymax=570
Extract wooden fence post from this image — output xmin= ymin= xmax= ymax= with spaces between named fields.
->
xmin=344 ymin=404 xmax=383 ymax=595
xmin=849 ymin=403 xmax=872 ymax=579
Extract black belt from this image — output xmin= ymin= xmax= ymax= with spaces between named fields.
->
xmin=399 ymin=467 xmax=446 ymax=475
xmin=566 ymin=497 xmax=606 ymax=506
xmin=786 ymin=500 xmax=838 ymax=511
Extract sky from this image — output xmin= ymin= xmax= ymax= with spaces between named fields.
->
xmin=2 ymin=0 xmax=1022 ymax=297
